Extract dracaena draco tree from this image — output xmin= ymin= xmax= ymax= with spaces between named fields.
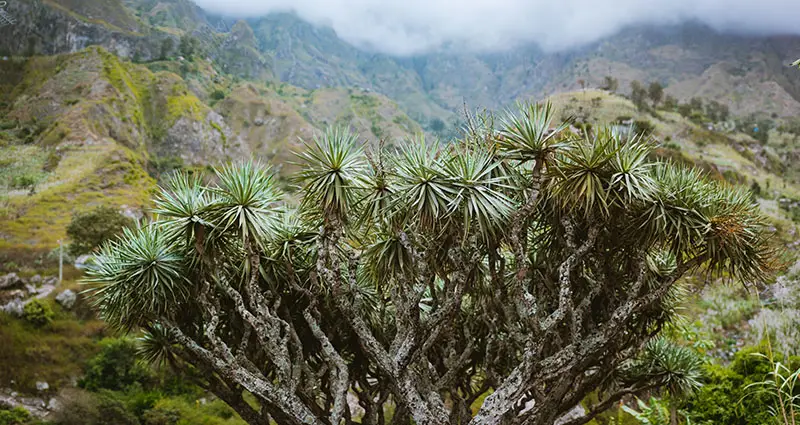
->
xmin=85 ymin=102 xmax=775 ymax=425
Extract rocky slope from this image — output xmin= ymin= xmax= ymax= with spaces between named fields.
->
xmin=0 ymin=45 xmax=420 ymax=263
xmin=4 ymin=2 xmax=799 ymax=133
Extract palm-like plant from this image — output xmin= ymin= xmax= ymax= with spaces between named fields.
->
xmin=495 ymin=101 xmax=572 ymax=164
xmin=85 ymin=225 xmax=187 ymax=330
xmin=207 ymin=161 xmax=281 ymax=247
xmin=439 ymin=147 xmax=514 ymax=239
xmin=393 ymin=137 xmax=454 ymax=230
xmin=84 ymin=102 xmax=775 ymax=425
xmin=297 ymin=126 xmax=365 ymax=219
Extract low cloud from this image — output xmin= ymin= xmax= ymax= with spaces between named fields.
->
xmin=193 ymin=0 xmax=800 ymax=55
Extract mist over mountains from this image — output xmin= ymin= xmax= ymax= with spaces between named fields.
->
xmin=193 ymin=0 xmax=800 ymax=55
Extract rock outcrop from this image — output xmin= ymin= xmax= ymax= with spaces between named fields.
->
xmin=55 ymin=290 xmax=77 ymax=310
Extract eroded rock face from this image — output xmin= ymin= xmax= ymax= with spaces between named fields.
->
xmin=0 ymin=0 xmax=167 ymax=60
xmin=160 ymin=111 xmax=248 ymax=166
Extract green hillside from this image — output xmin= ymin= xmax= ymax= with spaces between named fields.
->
xmin=0 ymin=46 xmax=420 ymax=263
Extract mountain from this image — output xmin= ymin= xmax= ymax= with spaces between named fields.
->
xmin=5 ymin=2 xmax=800 ymax=127
xmin=2 ymin=0 xmax=800 ymax=262
xmin=0 ymin=45 xmax=420 ymax=260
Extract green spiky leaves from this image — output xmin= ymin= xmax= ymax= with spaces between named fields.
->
xmin=496 ymin=101 xmax=573 ymax=162
xmin=298 ymin=126 xmax=365 ymax=219
xmin=85 ymin=225 xmax=188 ymax=330
xmin=549 ymin=127 xmax=655 ymax=217
xmin=208 ymin=161 xmax=282 ymax=247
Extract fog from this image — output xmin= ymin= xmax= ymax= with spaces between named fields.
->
xmin=193 ymin=0 xmax=800 ymax=55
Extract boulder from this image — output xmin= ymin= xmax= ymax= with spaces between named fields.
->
xmin=0 ymin=273 xmax=23 ymax=290
xmin=55 ymin=290 xmax=77 ymax=309
xmin=0 ymin=289 xmax=25 ymax=303
xmin=75 ymin=255 xmax=94 ymax=269
xmin=29 ymin=275 xmax=42 ymax=285
xmin=25 ymin=284 xmax=37 ymax=294
xmin=1 ymin=299 xmax=24 ymax=316
xmin=43 ymin=276 xmax=58 ymax=286
xmin=35 ymin=382 xmax=49 ymax=392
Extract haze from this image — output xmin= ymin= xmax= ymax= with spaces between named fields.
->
xmin=193 ymin=0 xmax=800 ymax=55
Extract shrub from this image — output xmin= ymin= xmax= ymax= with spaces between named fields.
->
xmin=79 ymin=338 xmax=152 ymax=392
xmin=10 ymin=174 xmax=38 ymax=190
xmin=22 ymin=299 xmax=54 ymax=328
xmin=209 ymin=90 xmax=225 ymax=102
xmin=633 ymin=119 xmax=655 ymax=135
xmin=0 ymin=406 xmax=33 ymax=425
xmin=683 ymin=345 xmax=800 ymax=425
xmin=142 ymin=407 xmax=180 ymax=425
xmin=52 ymin=389 xmax=139 ymax=425
xmin=66 ymin=206 xmax=135 ymax=256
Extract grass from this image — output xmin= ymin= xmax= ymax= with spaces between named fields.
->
xmin=0 ymin=140 xmax=155 ymax=254
xmin=0 ymin=300 xmax=106 ymax=394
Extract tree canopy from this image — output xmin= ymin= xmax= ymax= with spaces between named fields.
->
xmin=86 ymin=102 xmax=774 ymax=425
xmin=67 ymin=206 xmax=135 ymax=256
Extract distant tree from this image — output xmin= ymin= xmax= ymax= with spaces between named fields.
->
xmin=159 ymin=38 xmax=174 ymax=60
xmin=689 ymin=97 xmax=703 ymax=112
xmin=429 ymin=118 xmax=445 ymax=133
xmin=648 ymin=82 xmax=664 ymax=107
xmin=663 ymin=95 xmax=678 ymax=111
xmin=80 ymin=338 xmax=151 ymax=391
xmin=706 ymin=101 xmax=730 ymax=122
xmin=578 ymin=79 xmax=586 ymax=90
xmin=630 ymin=81 xmax=648 ymax=110
xmin=210 ymin=89 xmax=226 ymax=103
xmin=719 ymin=104 xmax=730 ymax=121
xmin=66 ymin=206 xmax=135 ymax=256
xmin=602 ymin=76 xmax=619 ymax=93
xmin=677 ymin=103 xmax=693 ymax=118
xmin=179 ymin=34 xmax=201 ymax=59
xmin=751 ymin=180 xmax=762 ymax=198
xmin=87 ymin=104 xmax=773 ymax=425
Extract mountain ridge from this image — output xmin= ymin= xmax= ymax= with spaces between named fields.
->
xmin=4 ymin=1 xmax=800 ymax=128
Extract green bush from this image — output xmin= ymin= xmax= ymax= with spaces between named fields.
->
xmin=80 ymin=338 xmax=153 ymax=392
xmin=209 ymin=90 xmax=225 ymax=102
xmin=22 ymin=299 xmax=55 ymax=328
xmin=10 ymin=174 xmax=38 ymax=190
xmin=142 ymin=407 xmax=181 ymax=425
xmin=683 ymin=344 xmax=800 ymax=425
xmin=66 ymin=206 xmax=135 ymax=256
xmin=52 ymin=389 xmax=139 ymax=425
xmin=633 ymin=119 xmax=655 ymax=135
xmin=0 ymin=406 xmax=32 ymax=425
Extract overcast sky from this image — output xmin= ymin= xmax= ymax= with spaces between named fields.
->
xmin=193 ymin=0 xmax=800 ymax=55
